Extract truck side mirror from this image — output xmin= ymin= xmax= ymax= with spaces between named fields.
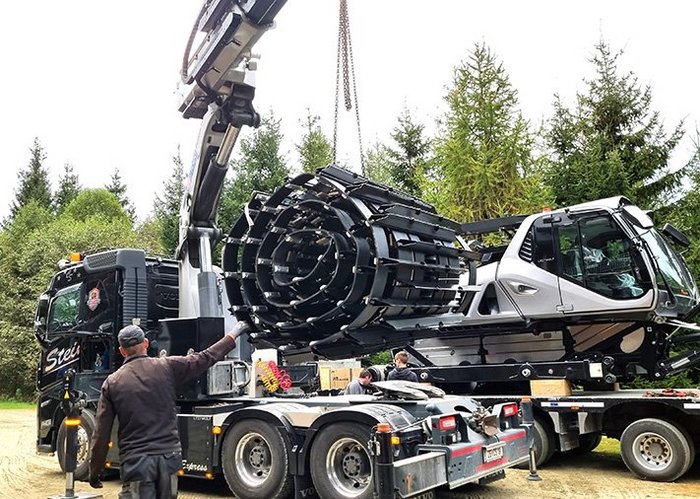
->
xmin=34 ymin=293 xmax=50 ymax=344
xmin=661 ymin=223 xmax=691 ymax=248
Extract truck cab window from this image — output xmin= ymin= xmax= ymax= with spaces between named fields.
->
xmin=47 ymin=284 xmax=81 ymax=333
xmin=557 ymin=215 xmax=647 ymax=299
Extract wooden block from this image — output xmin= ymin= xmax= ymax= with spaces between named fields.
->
xmin=319 ymin=366 xmax=332 ymax=391
xmin=530 ymin=379 xmax=572 ymax=397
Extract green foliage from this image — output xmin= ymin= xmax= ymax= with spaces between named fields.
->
xmin=624 ymin=371 xmax=697 ymax=389
xmin=136 ymin=217 xmax=166 ymax=257
xmin=364 ymin=109 xmax=431 ymax=197
xmin=385 ymin=108 xmax=430 ymax=196
xmin=546 ymin=41 xmax=686 ymax=209
xmin=363 ymin=142 xmax=398 ymax=188
xmin=153 ymin=150 xmax=185 ymax=256
xmin=364 ymin=350 xmax=392 ymax=367
xmin=105 ymin=168 xmax=136 ymax=221
xmin=218 ymin=112 xmax=290 ymax=233
xmin=54 ymin=163 xmax=81 ymax=214
xmin=0 ymin=193 xmax=142 ymax=399
xmin=10 ymin=138 xmax=53 ymax=220
xmin=62 ymin=189 xmax=130 ymax=223
xmin=426 ymin=43 xmax=552 ymax=222
xmin=296 ymin=111 xmax=332 ymax=173
xmin=665 ymin=138 xmax=700 ymax=277
xmin=0 ymin=321 xmax=38 ymax=400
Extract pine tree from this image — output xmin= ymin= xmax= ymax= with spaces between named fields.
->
xmin=364 ymin=142 xmax=397 ymax=188
xmin=426 ymin=43 xmax=551 ymax=222
xmin=296 ymin=111 xmax=332 ymax=173
xmin=10 ymin=138 xmax=53 ymax=218
xmin=54 ymin=163 xmax=81 ymax=213
xmin=666 ymin=137 xmax=700 ymax=275
xmin=105 ymin=168 xmax=136 ymax=221
xmin=153 ymin=150 xmax=186 ymax=256
xmin=218 ymin=112 xmax=290 ymax=232
xmin=546 ymin=41 xmax=685 ymax=209
xmin=385 ymin=108 xmax=430 ymax=196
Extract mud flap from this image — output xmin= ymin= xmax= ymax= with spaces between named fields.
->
xmin=294 ymin=473 xmax=319 ymax=499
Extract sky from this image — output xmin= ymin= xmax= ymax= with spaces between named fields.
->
xmin=1 ymin=0 xmax=699 ymax=221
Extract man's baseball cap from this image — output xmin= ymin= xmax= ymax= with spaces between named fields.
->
xmin=118 ymin=325 xmax=145 ymax=347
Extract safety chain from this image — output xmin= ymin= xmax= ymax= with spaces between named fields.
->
xmin=332 ymin=0 xmax=365 ymax=172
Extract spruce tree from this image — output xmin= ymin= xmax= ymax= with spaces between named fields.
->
xmin=364 ymin=142 xmax=397 ymax=188
xmin=296 ymin=111 xmax=332 ymax=173
xmin=385 ymin=108 xmax=430 ymax=196
xmin=153 ymin=150 xmax=186 ymax=256
xmin=426 ymin=43 xmax=551 ymax=222
xmin=546 ymin=41 xmax=685 ymax=208
xmin=54 ymin=163 xmax=81 ymax=213
xmin=105 ymin=168 xmax=136 ymax=221
xmin=218 ymin=112 xmax=290 ymax=232
xmin=10 ymin=138 xmax=53 ymax=218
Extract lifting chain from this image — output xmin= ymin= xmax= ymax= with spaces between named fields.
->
xmin=333 ymin=0 xmax=365 ymax=172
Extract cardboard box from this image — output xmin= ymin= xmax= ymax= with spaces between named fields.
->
xmin=331 ymin=367 xmax=352 ymax=391
xmin=319 ymin=365 xmax=332 ymax=391
xmin=530 ymin=379 xmax=572 ymax=397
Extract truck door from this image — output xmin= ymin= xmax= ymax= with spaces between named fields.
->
xmin=496 ymin=215 xmax=565 ymax=319
xmin=554 ymin=211 xmax=654 ymax=315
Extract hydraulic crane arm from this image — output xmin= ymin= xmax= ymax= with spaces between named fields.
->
xmin=177 ymin=0 xmax=286 ymax=318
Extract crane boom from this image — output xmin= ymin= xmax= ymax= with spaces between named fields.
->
xmin=176 ymin=0 xmax=286 ymax=318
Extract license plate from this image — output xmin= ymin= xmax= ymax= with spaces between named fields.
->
xmin=483 ymin=445 xmax=504 ymax=463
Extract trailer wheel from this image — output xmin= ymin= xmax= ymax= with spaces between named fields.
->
xmin=310 ymin=422 xmax=374 ymax=499
xmin=57 ymin=409 xmax=96 ymax=481
xmin=620 ymin=418 xmax=695 ymax=482
xmin=568 ymin=432 xmax=602 ymax=455
xmin=514 ymin=416 xmax=556 ymax=469
xmin=221 ymin=420 xmax=292 ymax=499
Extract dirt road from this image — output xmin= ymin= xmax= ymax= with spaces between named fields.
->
xmin=1 ymin=408 xmax=699 ymax=499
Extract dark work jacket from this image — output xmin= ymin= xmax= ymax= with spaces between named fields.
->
xmin=387 ymin=366 xmax=419 ymax=383
xmin=89 ymin=334 xmax=236 ymax=478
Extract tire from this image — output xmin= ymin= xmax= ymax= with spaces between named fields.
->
xmin=514 ymin=415 xmax=556 ymax=469
xmin=57 ymin=409 xmax=96 ymax=481
xmin=221 ymin=419 xmax=293 ymax=499
xmin=620 ymin=418 xmax=695 ymax=482
xmin=310 ymin=422 xmax=374 ymax=499
xmin=571 ymin=432 xmax=603 ymax=454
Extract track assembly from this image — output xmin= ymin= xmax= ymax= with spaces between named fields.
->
xmin=223 ymin=165 xmax=478 ymax=357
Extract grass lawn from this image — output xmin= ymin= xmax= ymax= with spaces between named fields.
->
xmin=0 ymin=400 xmax=34 ymax=410
xmin=595 ymin=436 xmax=621 ymax=457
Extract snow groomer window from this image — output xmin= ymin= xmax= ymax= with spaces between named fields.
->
xmin=558 ymin=214 xmax=647 ymax=299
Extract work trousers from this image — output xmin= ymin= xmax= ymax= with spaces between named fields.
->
xmin=118 ymin=452 xmax=181 ymax=499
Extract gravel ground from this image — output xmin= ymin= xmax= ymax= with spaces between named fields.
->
xmin=2 ymin=408 xmax=698 ymax=499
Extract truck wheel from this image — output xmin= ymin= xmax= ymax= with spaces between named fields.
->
xmin=57 ymin=409 xmax=96 ymax=481
xmin=221 ymin=420 xmax=292 ymax=499
xmin=574 ymin=433 xmax=602 ymax=454
xmin=514 ymin=416 xmax=556 ymax=469
xmin=310 ymin=422 xmax=374 ymax=499
xmin=620 ymin=418 xmax=695 ymax=482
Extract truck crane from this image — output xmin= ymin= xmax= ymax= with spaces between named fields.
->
xmin=33 ymin=2 xmax=533 ymax=498
xmin=33 ymin=0 xmax=700 ymax=489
